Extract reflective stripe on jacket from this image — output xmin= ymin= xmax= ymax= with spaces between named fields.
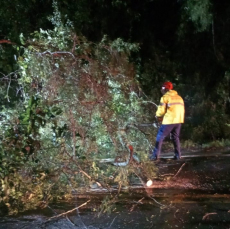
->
xmin=156 ymin=90 xmax=185 ymax=124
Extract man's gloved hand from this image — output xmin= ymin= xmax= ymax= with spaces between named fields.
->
xmin=156 ymin=116 xmax=163 ymax=123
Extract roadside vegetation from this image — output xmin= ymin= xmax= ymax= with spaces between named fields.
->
xmin=0 ymin=6 xmax=158 ymax=215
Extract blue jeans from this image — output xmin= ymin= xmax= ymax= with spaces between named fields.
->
xmin=152 ymin=124 xmax=182 ymax=159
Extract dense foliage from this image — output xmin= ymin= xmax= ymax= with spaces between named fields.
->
xmin=0 ymin=7 xmax=158 ymax=215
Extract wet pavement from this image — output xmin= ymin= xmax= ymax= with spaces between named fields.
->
xmin=0 ymin=148 xmax=230 ymax=229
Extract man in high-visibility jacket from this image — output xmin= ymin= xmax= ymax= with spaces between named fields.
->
xmin=150 ymin=81 xmax=185 ymax=160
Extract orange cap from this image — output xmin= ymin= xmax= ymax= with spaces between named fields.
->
xmin=162 ymin=81 xmax=173 ymax=90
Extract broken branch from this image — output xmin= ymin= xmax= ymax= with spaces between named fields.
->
xmin=48 ymin=200 xmax=90 ymax=220
xmin=202 ymin=212 xmax=217 ymax=220
xmin=174 ymin=163 xmax=186 ymax=177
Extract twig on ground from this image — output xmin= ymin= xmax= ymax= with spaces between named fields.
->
xmin=47 ymin=205 xmax=58 ymax=215
xmin=174 ymin=209 xmax=183 ymax=222
xmin=174 ymin=163 xmax=186 ymax=177
xmin=66 ymin=215 xmax=87 ymax=228
xmin=130 ymin=197 xmax=145 ymax=212
xmin=149 ymin=196 xmax=165 ymax=207
xmin=202 ymin=212 xmax=217 ymax=220
xmin=18 ymin=225 xmax=28 ymax=229
xmin=47 ymin=200 xmax=90 ymax=221
xmin=108 ymin=216 xmax=117 ymax=229
xmin=132 ymin=197 xmax=145 ymax=204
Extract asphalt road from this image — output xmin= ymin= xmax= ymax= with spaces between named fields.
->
xmin=1 ymin=147 xmax=230 ymax=229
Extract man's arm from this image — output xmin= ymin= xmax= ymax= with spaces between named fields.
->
xmin=156 ymin=95 xmax=167 ymax=118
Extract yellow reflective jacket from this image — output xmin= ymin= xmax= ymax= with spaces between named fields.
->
xmin=156 ymin=90 xmax=185 ymax=124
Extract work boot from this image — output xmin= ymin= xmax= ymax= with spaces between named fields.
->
xmin=173 ymin=155 xmax=181 ymax=160
xmin=149 ymin=155 xmax=158 ymax=161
